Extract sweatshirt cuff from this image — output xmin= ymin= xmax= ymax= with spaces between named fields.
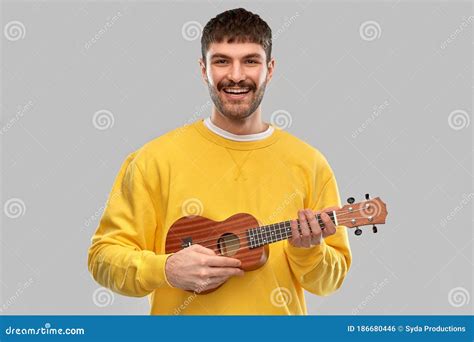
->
xmin=285 ymin=239 xmax=327 ymax=266
xmin=138 ymin=251 xmax=174 ymax=291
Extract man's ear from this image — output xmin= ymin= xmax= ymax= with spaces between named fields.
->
xmin=198 ymin=57 xmax=209 ymax=85
xmin=266 ymin=57 xmax=275 ymax=84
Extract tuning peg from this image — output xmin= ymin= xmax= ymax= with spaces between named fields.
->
xmin=365 ymin=193 xmax=370 ymax=200
xmin=347 ymin=197 xmax=355 ymax=204
xmin=372 ymin=225 xmax=378 ymax=233
xmin=354 ymin=227 xmax=362 ymax=236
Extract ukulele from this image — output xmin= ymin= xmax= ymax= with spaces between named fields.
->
xmin=165 ymin=194 xmax=388 ymax=274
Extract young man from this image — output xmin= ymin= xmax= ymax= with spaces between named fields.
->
xmin=88 ymin=8 xmax=352 ymax=315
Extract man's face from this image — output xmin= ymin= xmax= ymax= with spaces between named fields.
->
xmin=200 ymin=40 xmax=274 ymax=121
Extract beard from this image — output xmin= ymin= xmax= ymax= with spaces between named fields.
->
xmin=207 ymin=79 xmax=267 ymax=121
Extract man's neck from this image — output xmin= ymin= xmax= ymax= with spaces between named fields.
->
xmin=210 ymin=109 xmax=269 ymax=135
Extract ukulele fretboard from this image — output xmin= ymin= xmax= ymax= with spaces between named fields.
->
xmin=247 ymin=211 xmax=337 ymax=248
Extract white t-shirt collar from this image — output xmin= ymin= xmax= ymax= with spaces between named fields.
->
xmin=203 ymin=117 xmax=274 ymax=142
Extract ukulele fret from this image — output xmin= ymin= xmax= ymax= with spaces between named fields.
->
xmin=246 ymin=229 xmax=253 ymax=249
xmin=247 ymin=211 xmax=338 ymax=249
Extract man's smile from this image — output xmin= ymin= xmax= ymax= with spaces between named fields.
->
xmin=221 ymin=87 xmax=252 ymax=100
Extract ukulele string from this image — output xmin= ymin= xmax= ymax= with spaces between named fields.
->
xmin=187 ymin=215 xmax=376 ymax=251
xmin=187 ymin=208 xmax=376 ymax=249
xmin=184 ymin=206 xmax=375 ymax=248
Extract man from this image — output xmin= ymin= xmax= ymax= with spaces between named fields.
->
xmin=88 ymin=7 xmax=352 ymax=315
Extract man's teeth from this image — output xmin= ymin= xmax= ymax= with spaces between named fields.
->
xmin=223 ymin=88 xmax=250 ymax=94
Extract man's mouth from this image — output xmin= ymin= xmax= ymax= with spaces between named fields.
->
xmin=221 ymin=87 xmax=252 ymax=100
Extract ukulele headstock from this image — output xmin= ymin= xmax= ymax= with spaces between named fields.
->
xmin=338 ymin=194 xmax=388 ymax=236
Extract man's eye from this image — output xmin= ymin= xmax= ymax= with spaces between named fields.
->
xmin=246 ymin=60 xmax=259 ymax=64
xmin=214 ymin=59 xmax=228 ymax=64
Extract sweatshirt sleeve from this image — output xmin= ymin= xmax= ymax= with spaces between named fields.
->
xmin=87 ymin=152 xmax=174 ymax=297
xmin=284 ymin=154 xmax=352 ymax=296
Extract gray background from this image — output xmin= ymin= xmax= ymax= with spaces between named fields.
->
xmin=1 ymin=0 xmax=472 ymax=315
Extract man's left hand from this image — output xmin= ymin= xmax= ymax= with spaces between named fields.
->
xmin=289 ymin=207 xmax=338 ymax=248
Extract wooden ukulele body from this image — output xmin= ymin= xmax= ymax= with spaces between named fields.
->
xmin=165 ymin=213 xmax=269 ymax=271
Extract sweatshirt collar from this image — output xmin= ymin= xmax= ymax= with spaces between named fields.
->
xmin=194 ymin=118 xmax=281 ymax=151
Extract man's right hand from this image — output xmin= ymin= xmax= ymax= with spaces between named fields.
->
xmin=164 ymin=244 xmax=244 ymax=293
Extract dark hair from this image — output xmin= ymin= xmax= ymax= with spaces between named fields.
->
xmin=201 ymin=8 xmax=272 ymax=65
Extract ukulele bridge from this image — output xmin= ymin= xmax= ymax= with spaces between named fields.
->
xmin=181 ymin=237 xmax=193 ymax=248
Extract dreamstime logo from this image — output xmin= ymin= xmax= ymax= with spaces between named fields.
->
xmin=270 ymin=110 xmax=292 ymax=130
xmin=274 ymin=12 xmax=299 ymax=40
xmin=0 ymin=100 xmax=34 ymax=136
xmin=359 ymin=20 xmax=382 ymax=41
xmin=3 ymin=198 xmax=26 ymax=219
xmin=181 ymin=198 xmax=203 ymax=217
xmin=181 ymin=21 xmax=202 ymax=41
xmin=262 ymin=12 xmax=300 ymax=50
xmin=352 ymin=278 xmax=390 ymax=314
xmin=440 ymin=193 xmax=473 ymax=228
xmin=4 ymin=21 xmax=26 ymax=41
xmin=360 ymin=199 xmax=382 ymax=221
xmin=84 ymin=11 xmax=123 ymax=50
xmin=0 ymin=277 xmax=34 ymax=313
xmin=352 ymin=99 xmax=390 ymax=138
xmin=171 ymin=100 xmax=211 ymax=140
xmin=92 ymin=287 xmax=114 ymax=307
xmin=447 ymin=110 xmax=470 ymax=131
xmin=193 ymin=100 xmax=212 ymax=119
xmin=440 ymin=16 xmax=473 ymax=50
xmin=173 ymin=279 xmax=211 ymax=315
xmin=265 ymin=189 xmax=303 ymax=225
xmin=270 ymin=287 xmax=292 ymax=307
xmin=448 ymin=287 xmax=470 ymax=308
xmin=92 ymin=109 xmax=115 ymax=131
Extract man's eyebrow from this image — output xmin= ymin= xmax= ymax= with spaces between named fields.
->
xmin=210 ymin=53 xmax=263 ymax=60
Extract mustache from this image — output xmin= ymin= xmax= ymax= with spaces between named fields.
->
xmin=218 ymin=81 xmax=255 ymax=91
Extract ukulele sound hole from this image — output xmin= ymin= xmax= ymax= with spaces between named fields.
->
xmin=217 ymin=233 xmax=240 ymax=257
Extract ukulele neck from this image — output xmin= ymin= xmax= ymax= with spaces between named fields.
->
xmin=247 ymin=210 xmax=337 ymax=248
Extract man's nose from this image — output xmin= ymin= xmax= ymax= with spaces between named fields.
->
xmin=227 ymin=62 xmax=246 ymax=83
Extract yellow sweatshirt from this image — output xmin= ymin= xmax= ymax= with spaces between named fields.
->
xmin=87 ymin=118 xmax=352 ymax=315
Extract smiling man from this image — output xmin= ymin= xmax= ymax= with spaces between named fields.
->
xmin=88 ymin=8 xmax=352 ymax=315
